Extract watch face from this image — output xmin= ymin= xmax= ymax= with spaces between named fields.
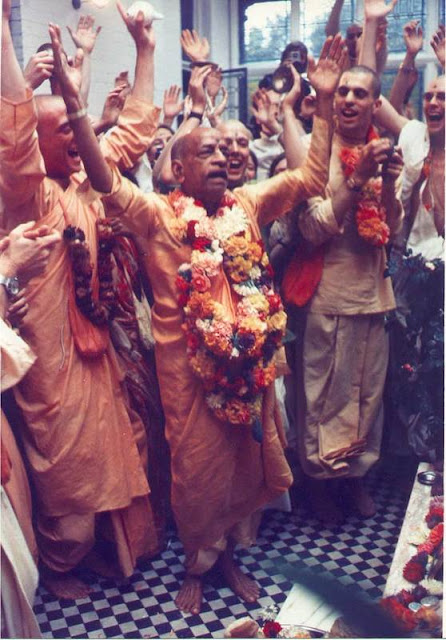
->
xmin=9 ymin=277 xmax=20 ymax=296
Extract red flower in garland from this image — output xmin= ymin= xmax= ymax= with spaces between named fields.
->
xmin=262 ymin=621 xmax=282 ymax=638
xmin=381 ymin=597 xmax=418 ymax=633
xmin=187 ymin=220 xmax=198 ymax=241
xmin=426 ymin=503 xmax=443 ymax=529
xmin=403 ymin=553 xmax=428 ymax=583
xmin=192 ymin=236 xmax=212 ymax=252
xmin=339 ymin=147 xmax=361 ymax=177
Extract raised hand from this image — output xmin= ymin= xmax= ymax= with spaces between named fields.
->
xmin=67 ymin=15 xmax=101 ymax=55
xmin=251 ymin=88 xmax=280 ymax=135
xmin=101 ymin=85 xmax=127 ymax=127
xmin=282 ymin=64 xmax=302 ymax=111
xmin=403 ymin=20 xmax=423 ymax=56
xmin=364 ymin=0 xmax=398 ymax=21
xmin=188 ymin=64 xmax=213 ymax=112
xmin=431 ymin=25 xmax=445 ymax=69
xmin=117 ymin=1 xmax=155 ymax=52
xmin=211 ymin=86 xmax=228 ymax=118
xmin=49 ymin=22 xmax=83 ymax=99
xmin=2 ymin=0 xmax=11 ymax=21
xmin=163 ymin=85 xmax=184 ymax=123
xmin=180 ymin=29 xmax=210 ymax=62
xmin=308 ymin=33 xmax=347 ymax=96
xmin=206 ymin=67 xmax=222 ymax=101
xmin=23 ymin=51 xmax=54 ymax=90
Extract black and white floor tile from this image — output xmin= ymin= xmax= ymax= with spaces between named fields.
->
xmin=34 ymin=456 xmax=414 ymax=638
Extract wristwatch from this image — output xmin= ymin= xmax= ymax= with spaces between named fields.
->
xmin=0 ymin=274 xmax=20 ymax=297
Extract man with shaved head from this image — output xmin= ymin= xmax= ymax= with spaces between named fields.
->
xmin=1 ymin=1 xmax=163 ymax=598
xmin=52 ymin=22 xmax=346 ymax=613
xmin=216 ymin=119 xmax=252 ymax=188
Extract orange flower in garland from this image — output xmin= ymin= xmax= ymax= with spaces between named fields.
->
xmin=169 ymin=190 xmax=286 ymax=438
xmin=339 ymin=132 xmax=390 ymax=247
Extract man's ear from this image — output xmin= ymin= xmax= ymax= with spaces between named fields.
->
xmin=171 ymin=159 xmax=185 ymax=184
xmin=372 ymin=97 xmax=382 ymax=115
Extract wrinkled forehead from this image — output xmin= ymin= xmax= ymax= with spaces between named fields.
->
xmin=190 ymin=127 xmax=222 ymax=150
xmin=338 ymin=71 xmax=373 ymax=93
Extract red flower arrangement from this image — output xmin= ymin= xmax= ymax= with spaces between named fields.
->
xmin=339 ymin=129 xmax=390 ymax=247
xmin=262 ymin=621 xmax=283 ymax=638
xmin=403 ymin=552 xmax=428 ymax=583
xmin=381 ymin=597 xmax=418 ymax=633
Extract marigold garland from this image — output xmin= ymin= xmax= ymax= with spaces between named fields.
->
xmin=339 ymin=139 xmax=390 ymax=247
xmin=63 ymin=220 xmax=116 ymax=326
xmin=168 ymin=189 xmax=286 ymax=433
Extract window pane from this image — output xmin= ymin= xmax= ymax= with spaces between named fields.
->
xmin=300 ymin=0 xmax=355 ymax=57
xmin=241 ymin=0 xmax=291 ymax=63
xmin=387 ymin=0 xmax=426 ymax=53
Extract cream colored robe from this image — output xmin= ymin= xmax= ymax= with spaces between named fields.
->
xmin=296 ymin=132 xmax=403 ymax=478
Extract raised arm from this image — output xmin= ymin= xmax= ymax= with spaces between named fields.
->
xmin=358 ymin=0 xmax=397 ymax=72
xmin=1 ymin=0 xmax=27 ymax=102
xmin=1 ymin=0 xmax=48 ymax=219
xmin=247 ymin=35 xmax=347 ymax=226
xmin=326 ymin=0 xmax=345 ymax=37
xmin=49 ymin=23 xmax=112 ymax=193
xmin=66 ymin=14 xmax=101 ymax=106
xmin=152 ymin=65 xmax=212 ymax=188
xmin=280 ymin=64 xmax=308 ymax=169
xmin=389 ymin=20 xmax=422 ymax=114
xmin=117 ymin=1 xmax=155 ymax=102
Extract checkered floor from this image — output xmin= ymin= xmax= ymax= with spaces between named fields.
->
xmin=34 ymin=456 xmax=414 ymax=639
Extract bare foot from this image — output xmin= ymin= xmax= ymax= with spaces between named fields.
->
xmin=175 ymin=574 xmax=203 ymax=615
xmin=40 ymin=567 xmax=92 ymax=600
xmin=219 ymin=553 xmax=259 ymax=603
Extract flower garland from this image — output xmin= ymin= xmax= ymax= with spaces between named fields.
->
xmin=380 ymin=494 xmax=443 ymax=635
xmin=169 ymin=189 xmax=286 ymax=434
xmin=63 ymin=220 xmax=116 ymax=326
xmin=339 ymin=128 xmax=390 ymax=247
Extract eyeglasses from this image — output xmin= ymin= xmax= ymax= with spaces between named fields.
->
xmin=423 ymin=91 xmax=445 ymax=102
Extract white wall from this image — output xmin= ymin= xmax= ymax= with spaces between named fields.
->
xmin=18 ymin=0 xmax=182 ymax=117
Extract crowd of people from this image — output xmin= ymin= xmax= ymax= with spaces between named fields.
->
xmin=0 ymin=0 xmax=444 ymax=635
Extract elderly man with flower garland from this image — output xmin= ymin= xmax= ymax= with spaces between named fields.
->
xmin=292 ymin=64 xmax=404 ymax=526
xmin=50 ymin=21 xmax=347 ymax=614
xmin=0 ymin=1 xmax=166 ymax=600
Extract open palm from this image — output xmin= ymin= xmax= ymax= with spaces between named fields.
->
xmin=49 ymin=23 xmax=83 ymax=99
xmin=308 ymin=34 xmax=346 ymax=96
xmin=364 ymin=0 xmax=398 ymax=21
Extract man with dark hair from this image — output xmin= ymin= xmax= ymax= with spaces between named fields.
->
xmin=281 ymin=40 xmax=308 ymax=74
xmin=293 ymin=65 xmax=404 ymax=526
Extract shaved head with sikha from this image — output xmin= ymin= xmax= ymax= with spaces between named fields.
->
xmin=35 ymin=95 xmax=81 ymax=181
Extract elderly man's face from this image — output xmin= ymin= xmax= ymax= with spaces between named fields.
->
xmin=423 ymin=76 xmax=445 ymax=139
xmin=174 ymin=128 xmax=229 ymax=204
xmin=216 ymin=121 xmax=250 ymax=188
xmin=37 ymin=96 xmax=82 ymax=179
xmin=334 ymin=71 xmax=380 ymax=138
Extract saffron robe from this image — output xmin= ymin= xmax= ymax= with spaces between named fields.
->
xmin=0 ymin=92 xmax=162 ymax=573
xmin=101 ymin=114 xmax=331 ymax=572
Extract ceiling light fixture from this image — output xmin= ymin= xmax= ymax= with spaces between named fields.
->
xmin=72 ymin=0 xmax=111 ymax=9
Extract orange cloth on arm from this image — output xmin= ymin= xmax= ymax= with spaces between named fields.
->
xmin=0 ymin=93 xmax=162 ymax=573
xmin=99 ymin=113 xmax=331 ymax=572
